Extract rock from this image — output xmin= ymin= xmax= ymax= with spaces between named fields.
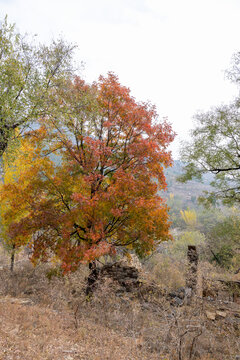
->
xmin=185 ymin=287 xmax=192 ymax=297
xmin=216 ymin=311 xmax=227 ymax=318
xmin=0 ymin=297 xmax=34 ymax=306
xmin=13 ymin=298 xmax=33 ymax=305
xmin=168 ymin=287 xmax=186 ymax=301
xmin=171 ymin=296 xmax=184 ymax=307
xmin=168 ymin=291 xmax=178 ymax=298
xmin=141 ymin=302 xmax=151 ymax=310
xmin=176 ymin=287 xmax=186 ymax=299
xmin=206 ymin=311 xmax=216 ymax=320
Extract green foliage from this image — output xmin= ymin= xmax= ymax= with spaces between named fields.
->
xmin=179 ymin=52 xmax=240 ymax=205
xmin=206 ymin=210 xmax=240 ymax=269
xmin=212 ymin=245 xmax=234 ymax=269
xmin=167 ymin=191 xmax=239 ymax=270
xmin=167 ymin=194 xmax=185 ymax=228
xmin=46 ymin=267 xmax=63 ymax=281
xmin=196 ymin=206 xmax=223 ymax=234
xmin=169 ymin=230 xmax=206 ymax=260
xmin=0 ymin=15 xmax=75 ymax=156
xmin=167 ymin=192 xmax=221 ymax=232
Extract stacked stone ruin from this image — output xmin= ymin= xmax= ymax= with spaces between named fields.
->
xmin=86 ymin=262 xmax=140 ymax=295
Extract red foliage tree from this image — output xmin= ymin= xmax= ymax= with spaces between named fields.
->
xmin=0 ymin=73 xmax=175 ymax=272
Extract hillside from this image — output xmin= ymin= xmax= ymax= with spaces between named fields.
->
xmin=163 ymin=160 xmax=213 ymax=208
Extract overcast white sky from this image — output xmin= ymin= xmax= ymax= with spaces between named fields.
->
xmin=1 ymin=0 xmax=240 ymax=158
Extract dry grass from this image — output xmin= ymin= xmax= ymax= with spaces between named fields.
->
xmin=78 ymin=278 xmax=240 ymax=360
xmin=0 ymin=248 xmax=239 ymax=359
xmin=144 ymin=252 xmax=186 ymax=290
xmin=0 ymin=298 xmax=156 ymax=360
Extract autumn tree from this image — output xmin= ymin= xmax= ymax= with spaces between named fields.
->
xmin=0 ymin=16 xmax=75 ymax=158
xmin=0 ymin=73 xmax=175 ymax=272
xmin=179 ymin=52 xmax=240 ymax=205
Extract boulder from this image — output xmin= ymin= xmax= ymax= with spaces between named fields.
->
xmin=206 ymin=311 xmax=216 ymax=320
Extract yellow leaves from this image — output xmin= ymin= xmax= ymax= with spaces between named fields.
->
xmin=180 ymin=209 xmax=197 ymax=228
xmin=103 ymin=176 xmax=111 ymax=186
xmin=3 ymin=133 xmax=37 ymax=185
xmin=50 ymin=254 xmax=62 ymax=266
xmin=0 ymin=129 xmax=54 ymax=250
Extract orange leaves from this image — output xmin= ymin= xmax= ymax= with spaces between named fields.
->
xmin=0 ymin=72 xmax=175 ymax=271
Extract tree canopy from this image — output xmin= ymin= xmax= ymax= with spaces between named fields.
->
xmin=0 ymin=73 xmax=175 ymax=272
xmin=0 ymin=16 xmax=75 ymax=157
xmin=179 ymin=52 xmax=240 ymax=205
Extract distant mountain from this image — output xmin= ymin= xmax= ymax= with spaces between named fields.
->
xmin=162 ymin=160 xmax=213 ymax=207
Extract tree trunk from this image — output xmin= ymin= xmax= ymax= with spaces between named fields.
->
xmin=10 ymin=244 xmax=15 ymax=272
xmin=86 ymin=261 xmax=99 ymax=296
